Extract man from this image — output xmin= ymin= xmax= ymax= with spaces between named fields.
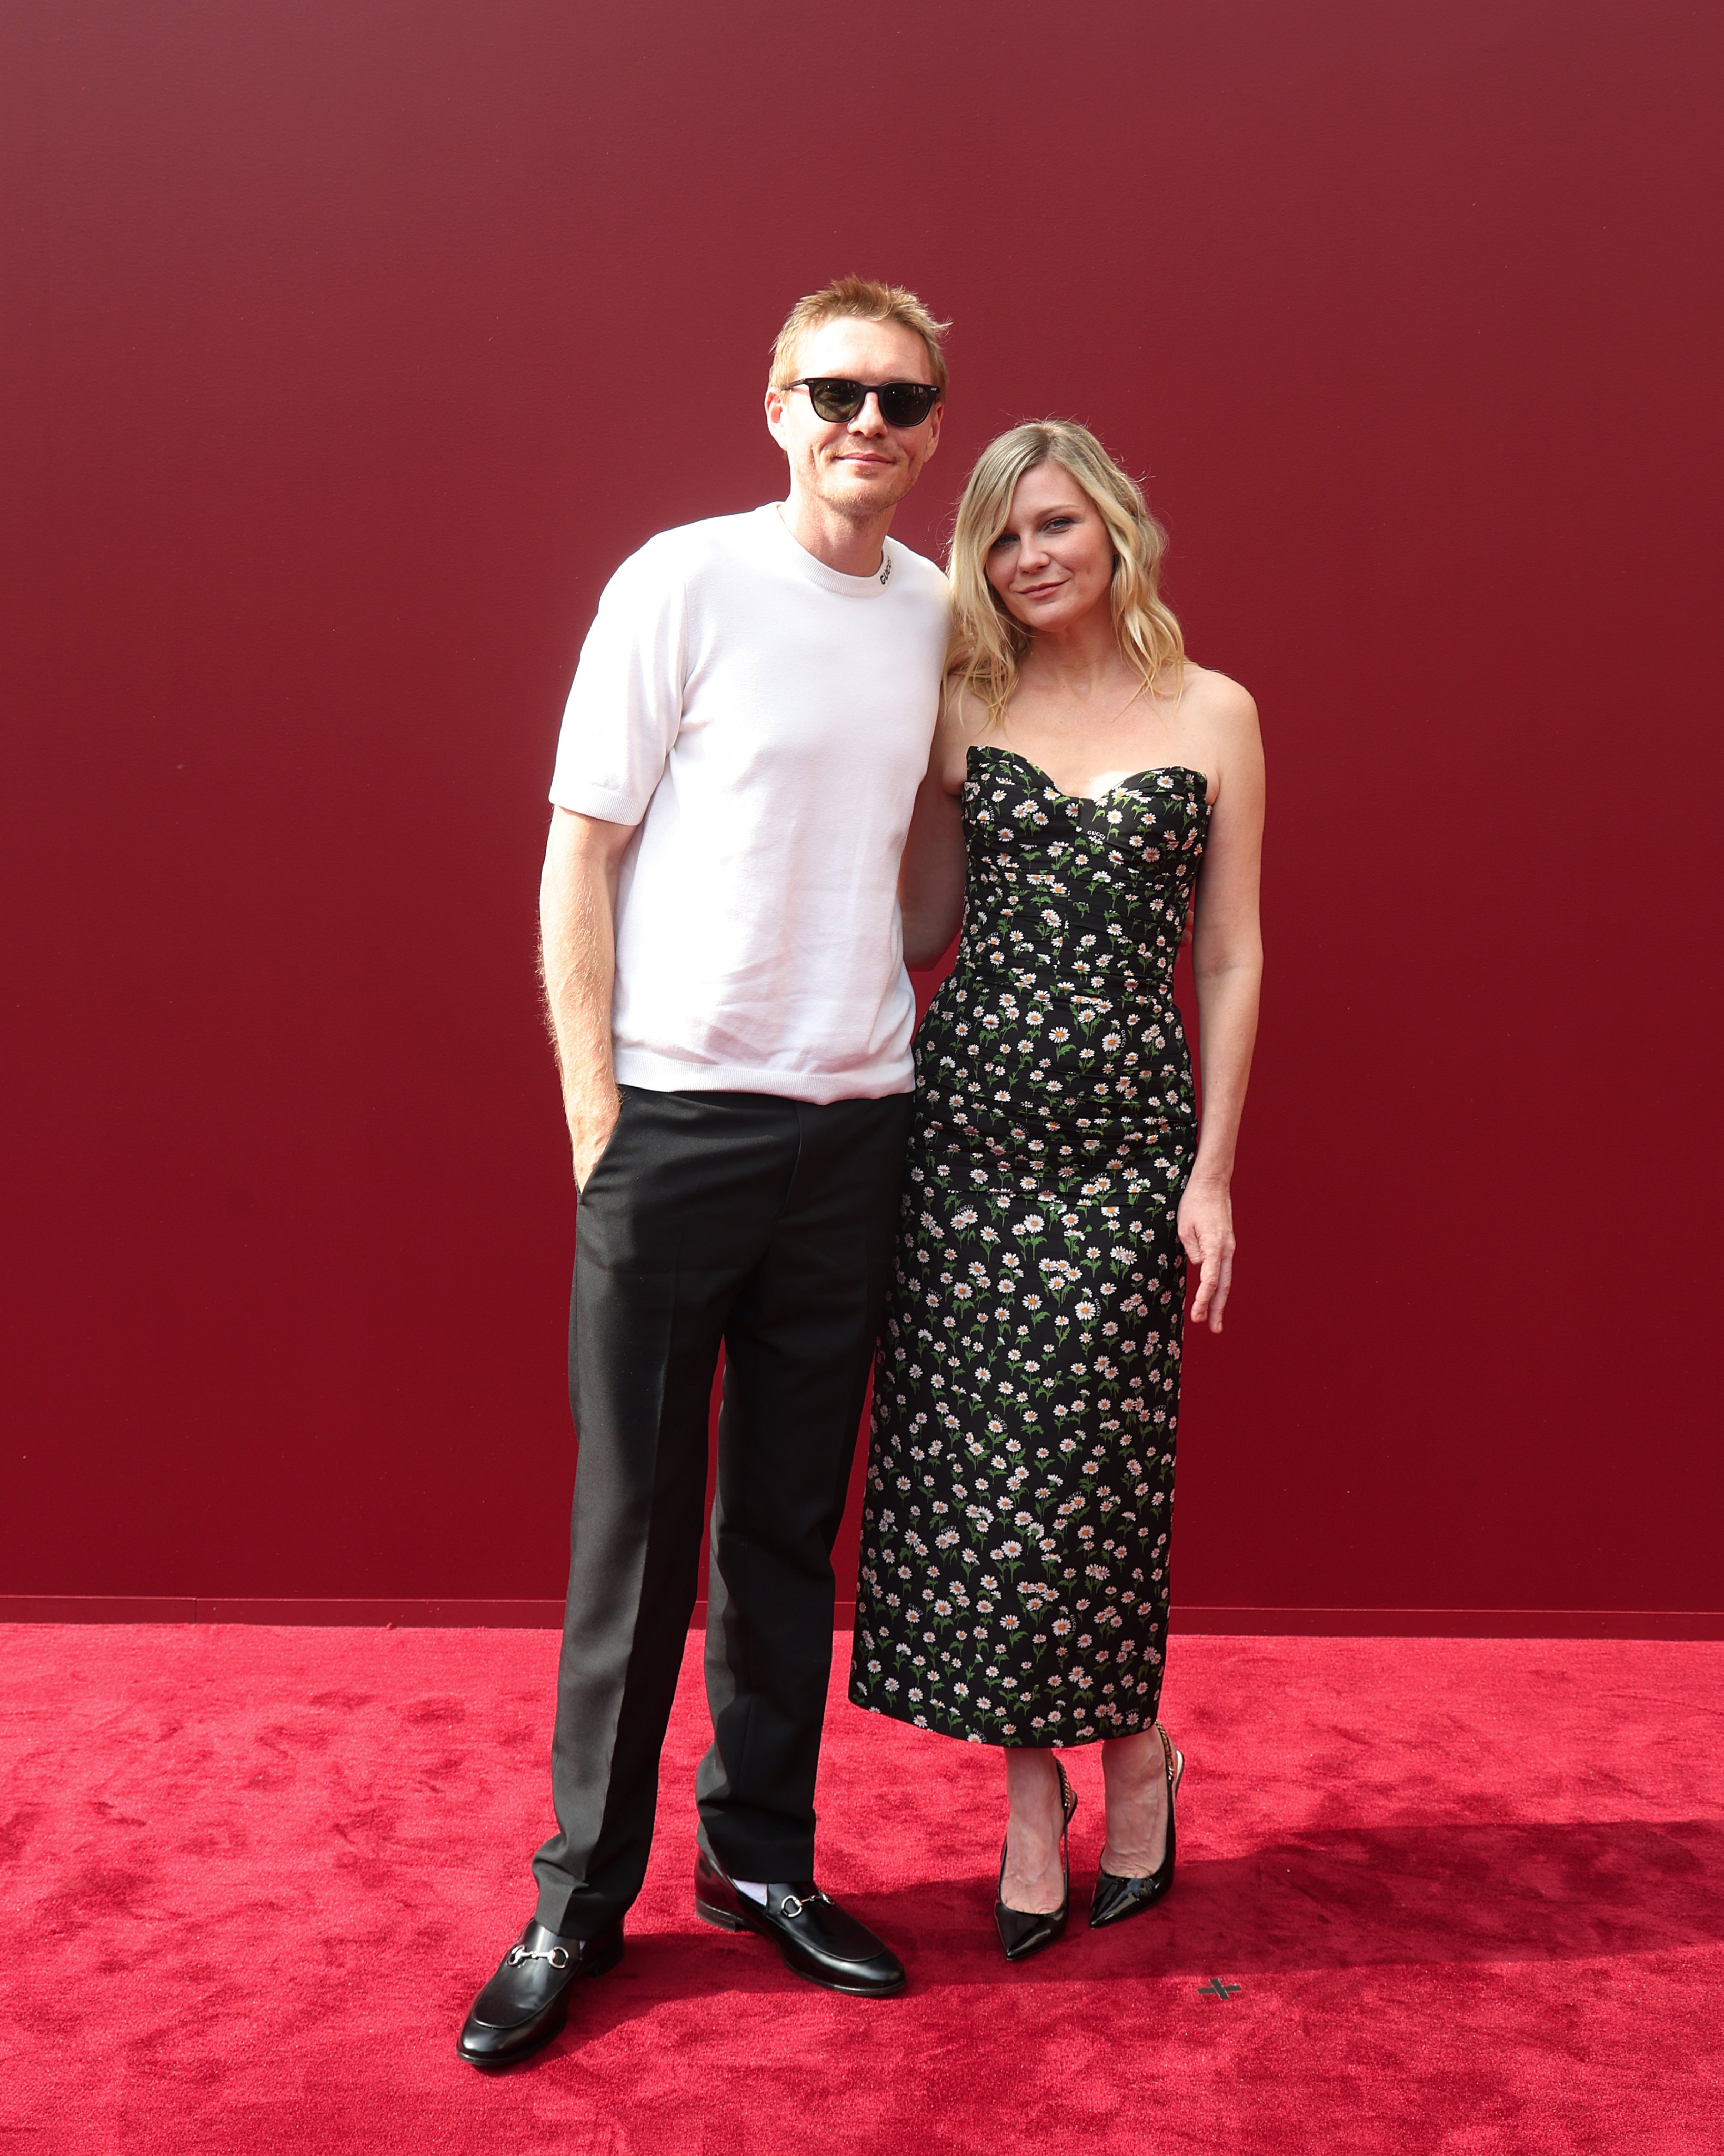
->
xmin=458 ymin=277 xmax=950 ymax=2067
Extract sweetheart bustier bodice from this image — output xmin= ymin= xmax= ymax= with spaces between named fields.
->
xmin=914 ymin=745 xmax=1210 ymax=1169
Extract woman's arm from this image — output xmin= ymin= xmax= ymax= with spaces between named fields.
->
xmin=898 ymin=691 xmax=973 ymax=969
xmin=1179 ymin=681 xmax=1266 ymax=1332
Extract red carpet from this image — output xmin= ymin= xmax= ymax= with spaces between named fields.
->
xmin=3 ymin=1625 xmax=1720 ymax=2153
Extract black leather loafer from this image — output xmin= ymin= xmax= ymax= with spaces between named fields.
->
xmin=694 ymin=1848 xmax=905 ymax=1997
xmin=457 ymin=1919 xmax=623 ymax=2068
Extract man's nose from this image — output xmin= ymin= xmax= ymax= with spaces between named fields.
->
xmin=847 ymin=393 xmax=890 ymax=436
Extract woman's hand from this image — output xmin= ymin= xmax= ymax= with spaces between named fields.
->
xmin=1177 ymin=1174 xmax=1236 ymax=1332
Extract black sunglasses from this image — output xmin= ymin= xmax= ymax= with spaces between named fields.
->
xmin=788 ymin=377 xmax=942 ymax=428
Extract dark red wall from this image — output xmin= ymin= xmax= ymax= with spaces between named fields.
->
xmin=5 ymin=0 xmax=1720 ymax=1612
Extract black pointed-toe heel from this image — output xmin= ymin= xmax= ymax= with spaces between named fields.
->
xmin=1090 ymin=1722 xmax=1184 ymax=1930
xmin=994 ymin=1757 xmax=1078 ymax=1963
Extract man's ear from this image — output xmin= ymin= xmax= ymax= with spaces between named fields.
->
xmin=764 ymin=386 xmax=789 ymax=444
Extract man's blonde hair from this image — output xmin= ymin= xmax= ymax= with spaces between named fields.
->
xmin=769 ymin=275 xmax=950 ymax=395
xmin=948 ymin=421 xmax=1185 ymax=728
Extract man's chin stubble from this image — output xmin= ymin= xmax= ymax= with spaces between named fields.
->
xmin=824 ymin=472 xmax=914 ymax=515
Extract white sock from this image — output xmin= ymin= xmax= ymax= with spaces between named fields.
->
xmin=732 ymin=1878 xmax=769 ymax=1905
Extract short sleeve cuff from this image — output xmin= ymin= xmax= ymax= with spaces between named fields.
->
xmin=547 ymin=777 xmax=648 ymax=825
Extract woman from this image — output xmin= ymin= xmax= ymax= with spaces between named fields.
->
xmin=849 ymin=422 xmax=1264 ymax=1960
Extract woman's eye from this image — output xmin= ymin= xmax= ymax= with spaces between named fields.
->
xmin=989 ymin=533 xmax=1016 ymax=551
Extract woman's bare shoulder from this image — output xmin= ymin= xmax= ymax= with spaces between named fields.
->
xmin=1179 ymin=663 xmax=1263 ymax=810
xmin=941 ymin=678 xmax=994 ymax=732
xmin=934 ymin=681 xmax=993 ymax=788
xmin=1179 ymin=661 xmax=1258 ymax=731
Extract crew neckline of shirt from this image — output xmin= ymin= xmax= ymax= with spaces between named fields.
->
xmin=759 ymin=503 xmax=897 ymax=597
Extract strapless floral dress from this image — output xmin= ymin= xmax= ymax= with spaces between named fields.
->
xmin=849 ymin=744 xmax=1209 ymax=1746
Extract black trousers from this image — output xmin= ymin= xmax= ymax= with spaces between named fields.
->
xmin=531 ymin=1085 xmax=912 ymax=1937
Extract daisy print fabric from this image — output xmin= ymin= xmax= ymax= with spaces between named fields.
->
xmin=850 ymin=744 xmax=1209 ymax=1747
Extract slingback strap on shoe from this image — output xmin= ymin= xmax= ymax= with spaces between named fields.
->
xmin=995 ymin=1755 xmax=1079 ymax=1964
xmin=1090 ymin=1721 xmax=1183 ymax=1930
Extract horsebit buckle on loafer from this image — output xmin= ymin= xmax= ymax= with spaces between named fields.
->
xmin=507 ymin=1943 xmax=570 ymax=1970
xmin=779 ymin=1890 xmax=828 ymax=1920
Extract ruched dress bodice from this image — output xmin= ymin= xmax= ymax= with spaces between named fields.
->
xmin=917 ymin=745 xmax=1208 ymax=1173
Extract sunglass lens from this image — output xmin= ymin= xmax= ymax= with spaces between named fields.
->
xmin=806 ymin=379 xmax=866 ymax=423
xmin=878 ymin=383 xmax=939 ymax=427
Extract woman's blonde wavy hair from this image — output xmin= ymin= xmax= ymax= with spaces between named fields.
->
xmin=947 ymin=421 xmax=1184 ymax=727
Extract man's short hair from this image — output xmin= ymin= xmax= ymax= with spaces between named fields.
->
xmin=769 ymin=276 xmax=950 ymax=396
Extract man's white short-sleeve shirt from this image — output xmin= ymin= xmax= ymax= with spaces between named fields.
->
xmin=548 ymin=504 xmax=949 ymax=1102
